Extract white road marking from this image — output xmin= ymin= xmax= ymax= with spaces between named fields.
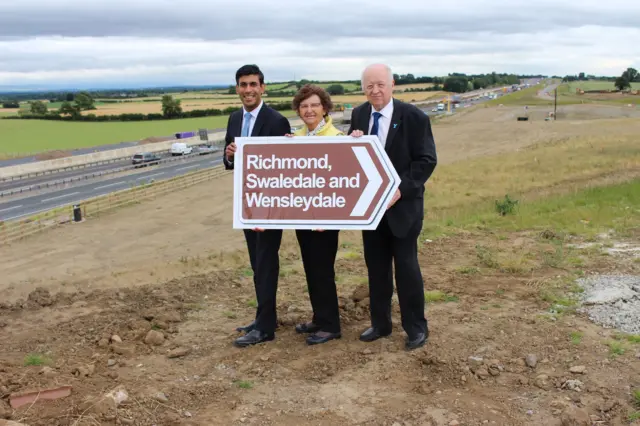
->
xmin=41 ymin=192 xmax=80 ymax=203
xmin=0 ymin=205 xmax=22 ymax=213
xmin=176 ymin=165 xmax=199 ymax=172
xmin=94 ymin=181 xmax=124 ymax=190
xmin=136 ymin=173 xmax=164 ymax=180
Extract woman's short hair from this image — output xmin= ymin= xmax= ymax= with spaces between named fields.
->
xmin=292 ymin=84 xmax=333 ymax=116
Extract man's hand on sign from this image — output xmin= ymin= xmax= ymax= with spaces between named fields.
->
xmin=312 ymin=229 xmax=325 ymax=232
xmin=284 ymin=133 xmax=294 ymax=138
xmin=252 ymin=228 xmax=265 ymax=232
xmin=225 ymin=142 xmax=237 ymax=160
xmin=387 ymin=189 xmax=401 ymax=210
xmin=349 ymin=130 xmax=364 ymax=138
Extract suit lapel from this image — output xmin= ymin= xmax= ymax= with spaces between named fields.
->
xmin=233 ymin=111 xmax=242 ymax=138
xmin=251 ymin=105 xmax=267 ymax=136
xmin=361 ymin=103 xmax=372 ymax=134
xmin=384 ymin=98 xmax=402 ymax=152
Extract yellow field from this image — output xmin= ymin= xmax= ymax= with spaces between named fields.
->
xmin=395 ymin=83 xmax=435 ymax=90
xmin=80 ymin=91 xmax=448 ymax=116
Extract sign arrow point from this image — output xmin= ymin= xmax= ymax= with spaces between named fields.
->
xmin=350 ymin=146 xmax=383 ymax=217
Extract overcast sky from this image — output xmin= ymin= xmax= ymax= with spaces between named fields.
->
xmin=0 ymin=0 xmax=638 ymax=89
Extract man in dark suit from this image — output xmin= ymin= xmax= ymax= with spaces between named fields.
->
xmin=223 ymin=64 xmax=291 ymax=347
xmin=348 ymin=64 xmax=437 ymax=351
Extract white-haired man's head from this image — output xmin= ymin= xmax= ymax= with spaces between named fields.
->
xmin=361 ymin=64 xmax=395 ymax=111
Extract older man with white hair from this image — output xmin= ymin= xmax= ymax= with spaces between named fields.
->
xmin=349 ymin=63 xmax=438 ymax=350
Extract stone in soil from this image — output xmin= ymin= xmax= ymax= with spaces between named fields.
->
xmin=144 ymin=330 xmax=165 ymax=346
xmin=525 ymin=354 xmax=537 ymax=368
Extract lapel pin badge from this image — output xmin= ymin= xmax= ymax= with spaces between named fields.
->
xmin=393 ymin=123 xmax=398 ymax=129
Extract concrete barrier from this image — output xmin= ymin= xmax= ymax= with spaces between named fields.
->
xmin=0 ymin=115 xmax=314 ymax=180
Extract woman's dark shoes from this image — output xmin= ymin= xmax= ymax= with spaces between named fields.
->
xmin=233 ymin=329 xmax=275 ymax=347
xmin=236 ymin=321 xmax=256 ymax=333
xmin=359 ymin=327 xmax=392 ymax=342
xmin=405 ymin=330 xmax=428 ymax=351
xmin=306 ymin=331 xmax=341 ymax=345
xmin=295 ymin=322 xmax=321 ymax=334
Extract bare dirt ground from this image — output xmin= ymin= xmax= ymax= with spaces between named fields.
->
xmin=1 ymin=105 xmax=639 ymax=426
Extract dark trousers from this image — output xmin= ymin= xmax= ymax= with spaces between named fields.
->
xmin=295 ymin=230 xmax=341 ymax=333
xmin=243 ymin=229 xmax=283 ymax=334
xmin=362 ymin=217 xmax=427 ymax=338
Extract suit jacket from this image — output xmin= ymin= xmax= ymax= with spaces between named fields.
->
xmin=223 ymin=105 xmax=291 ymax=170
xmin=348 ymin=98 xmax=437 ymax=238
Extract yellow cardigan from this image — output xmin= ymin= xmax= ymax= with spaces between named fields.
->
xmin=294 ymin=115 xmax=344 ymax=136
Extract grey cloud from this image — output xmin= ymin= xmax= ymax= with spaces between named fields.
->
xmin=1 ymin=0 xmax=638 ymax=41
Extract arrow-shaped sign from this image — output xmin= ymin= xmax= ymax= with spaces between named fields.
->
xmin=233 ymin=136 xmax=400 ymax=230
xmin=350 ymin=146 xmax=382 ymax=217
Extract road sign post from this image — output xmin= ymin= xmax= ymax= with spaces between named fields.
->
xmin=233 ymin=136 xmax=400 ymax=230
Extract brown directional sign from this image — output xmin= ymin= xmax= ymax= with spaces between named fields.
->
xmin=233 ymin=136 xmax=400 ymax=230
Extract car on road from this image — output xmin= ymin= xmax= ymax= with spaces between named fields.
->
xmin=132 ymin=152 xmax=161 ymax=168
xmin=194 ymin=144 xmax=218 ymax=155
xmin=170 ymin=142 xmax=193 ymax=156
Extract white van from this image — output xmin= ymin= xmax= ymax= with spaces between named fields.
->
xmin=170 ymin=142 xmax=193 ymax=156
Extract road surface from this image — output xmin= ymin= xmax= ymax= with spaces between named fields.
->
xmin=0 ymin=154 xmax=225 ymax=221
xmin=0 ymin=84 xmax=539 ymax=221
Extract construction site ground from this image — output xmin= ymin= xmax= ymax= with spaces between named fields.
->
xmin=1 ymin=103 xmax=639 ymax=426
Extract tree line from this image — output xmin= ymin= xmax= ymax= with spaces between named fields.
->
xmin=2 ymin=96 xmax=295 ymax=122
xmin=561 ymin=68 xmax=639 ymax=91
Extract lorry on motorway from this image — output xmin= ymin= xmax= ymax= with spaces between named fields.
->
xmin=170 ymin=142 xmax=193 ymax=156
xmin=437 ymin=103 xmax=445 ymax=111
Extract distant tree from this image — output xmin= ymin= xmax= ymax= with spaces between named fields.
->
xmin=65 ymin=93 xmax=75 ymax=102
xmin=74 ymin=92 xmax=95 ymax=110
xmin=621 ymin=67 xmax=638 ymax=83
xmin=161 ymin=95 xmax=182 ymax=118
xmin=227 ymin=86 xmax=236 ymax=94
xmin=326 ymin=84 xmax=345 ymax=95
xmin=29 ymin=100 xmax=48 ymax=115
xmin=578 ymin=72 xmax=585 ymax=80
xmin=614 ymin=76 xmax=631 ymax=91
xmin=2 ymin=101 xmax=19 ymax=108
xmin=472 ymin=77 xmax=488 ymax=90
xmin=443 ymin=76 xmax=468 ymax=93
xmin=59 ymin=101 xmax=80 ymax=117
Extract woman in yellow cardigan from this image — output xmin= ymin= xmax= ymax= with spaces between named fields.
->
xmin=289 ymin=84 xmax=343 ymax=345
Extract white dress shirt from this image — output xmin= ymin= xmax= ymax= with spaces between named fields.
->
xmin=368 ymin=99 xmax=394 ymax=147
xmin=242 ymin=100 xmax=264 ymax=137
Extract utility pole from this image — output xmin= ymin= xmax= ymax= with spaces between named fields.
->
xmin=554 ymin=87 xmax=557 ymax=120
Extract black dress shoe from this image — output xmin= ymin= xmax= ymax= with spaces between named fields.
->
xmin=306 ymin=332 xmax=341 ymax=345
xmin=233 ymin=329 xmax=274 ymax=347
xmin=236 ymin=321 xmax=256 ymax=333
xmin=359 ymin=327 xmax=392 ymax=342
xmin=405 ymin=332 xmax=427 ymax=350
xmin=295 ymin=322 xmax=321 ymax=334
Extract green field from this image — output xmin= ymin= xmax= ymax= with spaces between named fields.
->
xmin=557 ymin=81 xmax=640 ymax=105
xmin=485 ymin=85 xmax=551 ymax=106
xmin=266 ymin=82 xmax=362 ymax=93
xmin=0 ymin=110 xmax=296 ymax=157
xmin=485 ymin=81 xmax=640 ymax=106
xmin=564 ymin=81 xmax=640 ymax=91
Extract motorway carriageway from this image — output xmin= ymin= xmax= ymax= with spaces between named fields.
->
xmin=0 ymin=153 xmax=225 ymax=221
xmin=0 ymin=158 xmax=134 ymax=193
xmin=0 ymin=87 xmax=525 ymax=222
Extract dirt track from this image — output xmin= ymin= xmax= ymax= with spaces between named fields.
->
xmin=1 ymin=105 xmax=639 ymax=426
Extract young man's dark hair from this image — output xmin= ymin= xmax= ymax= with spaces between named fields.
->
xmin=235 ymin=64 xmax=264 ymax=85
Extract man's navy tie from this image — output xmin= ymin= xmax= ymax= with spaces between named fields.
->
xmin=241 ymin=112 xmax=252 ymax=137
xmin=370 ymin=111 xmax=382 ymax=138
